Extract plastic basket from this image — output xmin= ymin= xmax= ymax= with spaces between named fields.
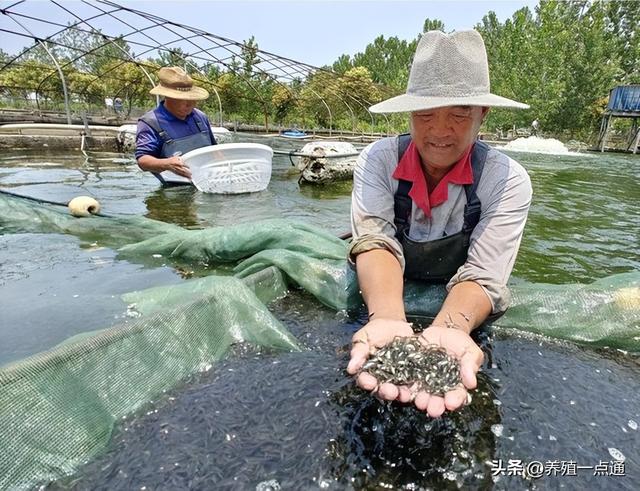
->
xmin=183 ymin=143 xmax=273 ymax=194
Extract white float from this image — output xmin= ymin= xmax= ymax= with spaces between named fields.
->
xmin=68 ymin=196 xmax=101 ymax=217
xmin=182 ymin=143 xmax=273 ymax=194
xmin=297 ymin=141 xmax=359 ymax=184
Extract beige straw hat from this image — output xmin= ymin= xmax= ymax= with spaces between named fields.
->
xmin=370 ymin=30 xmax=528 ymax=113
xmin=149 ymin=66 xmax=209 ymax=101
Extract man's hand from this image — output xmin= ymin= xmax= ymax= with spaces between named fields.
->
xmin=347 ymin=320 xmax=483 ymax=418
xmin=164 ymin=155 xmax=192 ymax=178
xmin=413 ymin=324 xmax=484 ymax=416
xmin=347 ymin=317 xmax=414 ymax=376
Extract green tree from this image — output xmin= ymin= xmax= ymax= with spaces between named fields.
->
xmin=299 ymin=70 xmax=339 ymax=128
xmin=352 ymin=35 xmax=417 ymax=90
xmin=101 ymin=61 xmax=158 ymax=111
xmin=216 ymin=71 xmax=244 ymax=116
xmin=338 ymin=66 xmax=381 ymax=125
xmin=55 ymin=26 xmax=132 ymax=73
xmin=241 ymin=36 xmax=259 ymax=78
xmin=271 ymin=83 xmax=298 ymax=124
xmin=561 ymin=1 xmax=622 ymax=132
xmin=478 ymin=6 xmax=539 ymax=131
xmin=476 ymin=0 xmax=625 ymax=138
xmin=422 ymin=18 xmax=445 ymax=33
xmin=331 ymin=54 xmax=352 ymax=75
xmin=66 ymin=69 xmax=105 ymax=105
xmin=0 ymin=61 xmax=59 ymax=101
xmin=157 ymin=48 xmax=190 ymax=70
xmin=604 ymin=0 xmax=640 ymax=83
xmin=19 ymin=40 xmax=66 ymax=66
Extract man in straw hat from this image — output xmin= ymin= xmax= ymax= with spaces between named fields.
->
xmin=347 ymin=30 xmax=532 ymax=417
xmin=136 ymin=66 xmax=216 ymax=185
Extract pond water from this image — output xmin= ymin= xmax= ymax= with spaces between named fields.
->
xmin=1 ymin=134 xmax=639 ymax=489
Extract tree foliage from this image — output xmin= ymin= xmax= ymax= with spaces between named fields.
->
xmin=477 ymin=0 xmax=634 ymax=139
xmin=2 ymin=1 xmax=638 ymax=138
xmin=334 ymin=35 xmax=417 ymax=91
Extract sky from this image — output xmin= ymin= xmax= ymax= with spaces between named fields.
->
xmin=2 ymin=0 xmax=539 ymax=67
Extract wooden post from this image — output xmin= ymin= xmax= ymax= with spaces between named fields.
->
xmin=600 ymin=115 xmax=611 ymax=152
xmin=632 ymin=118 xmax=640 ymax=155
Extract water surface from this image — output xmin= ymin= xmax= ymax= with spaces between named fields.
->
xmin=1 ymin=136 xmax=638 ymax=489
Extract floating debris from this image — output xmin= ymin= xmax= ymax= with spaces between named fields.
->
xmin=491 ymin=424 xmax=504 ymax=438
xmin=361 ymin=337 xmax=461 ymax=395
xmin=608 ymin=447 xmax=625 ymax=462
xmin=256 ymin=479 xmax=281 ymax=491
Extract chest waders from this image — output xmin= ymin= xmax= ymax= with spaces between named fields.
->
xmin=394 ymin=134 xmax=489 ymax=282
xmin=139 ymin=111 xmax=214 ymax=185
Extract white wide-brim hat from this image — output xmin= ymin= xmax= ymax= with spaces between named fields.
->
xmin=370 ymin=30 xmax=529 ymax=113
xmin=150 ymin=66 xmax=209 ymax=101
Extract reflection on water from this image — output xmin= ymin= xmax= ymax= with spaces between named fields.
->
xmin=0 ymin=232 xmax=181 ymax=365
xmin=1 ymin=138 xmax=639 ymax=489
xmin=503 ymin=149 xmax=640 ymax=284
xmin=298 ymin=179 xmax=353 ymax=200
xmin=1 ymin=140 xmax=637 ymax=284
xmin=144 ymin=185 xmax=201 ymax=228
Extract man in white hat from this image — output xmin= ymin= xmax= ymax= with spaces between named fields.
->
xmin=136 ymin=66 xmax=216 ymax=185
xmin=347 ymin=30 xmax=532 ymax=417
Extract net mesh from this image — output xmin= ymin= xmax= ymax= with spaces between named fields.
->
xmin=1 ymin=191 xmax=638 ymax=490
xmin=0 ymin=281 xmax=298 ymax=490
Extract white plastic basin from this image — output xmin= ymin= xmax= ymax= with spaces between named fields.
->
xmin=182 ymin=143 xmax=273 ymax=194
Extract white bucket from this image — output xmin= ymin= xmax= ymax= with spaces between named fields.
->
xmin=182 ymin=143 xmax=273 ymax=194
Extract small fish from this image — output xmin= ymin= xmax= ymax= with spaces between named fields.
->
xmin=359 ymin=337 xmax=461 ymax=395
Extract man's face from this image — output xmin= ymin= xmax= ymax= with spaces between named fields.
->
xmin=164 ymin=97 xmax=197 ymax=120
xmin=410 ymin=106 xmax=489 ymax=172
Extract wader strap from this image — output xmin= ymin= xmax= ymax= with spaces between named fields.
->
xmin=462 ymin=141 xmax=488 ymax=243
xmin=393 ymin=136 xmax=488 ymax=241
xmin=397 ymin=132 xmax=412 ymax=160
xmin=393 ymin=133 xmax=413 ymax=239
xmin=194 ymin=116 xmax=205 ymax=133
xmin=139 ymin=111 xmax=172 ymax=144
xmin=193 ymin=113 xmax=215 ymax=145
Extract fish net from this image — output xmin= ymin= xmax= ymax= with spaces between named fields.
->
xmin=0 ymin=191 xmax=638 ymax=490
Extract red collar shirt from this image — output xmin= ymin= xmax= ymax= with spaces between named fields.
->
xmin=389 ymin=141 xmax=474 ymax=242
xmin=392 ymin=141 xmax=473 ymax=219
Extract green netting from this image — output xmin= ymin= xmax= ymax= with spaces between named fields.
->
xmin=1 ymin=191 xmax=639 ymax=490
xmin=0 ymin=276 xmax=298 ymax=490
xmin=0 ymin=192 xmax=183 ymax=246
xmin=496 ymin=273 xmax=640 ymax=348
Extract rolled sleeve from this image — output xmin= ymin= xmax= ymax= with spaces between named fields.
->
xmin=447 ymin=153 xmax=532 ymax=313
xmin=348 ymin=234 xmax=405 ymax=269
xmin=349 ymin=139 xmax=405 ymax=269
